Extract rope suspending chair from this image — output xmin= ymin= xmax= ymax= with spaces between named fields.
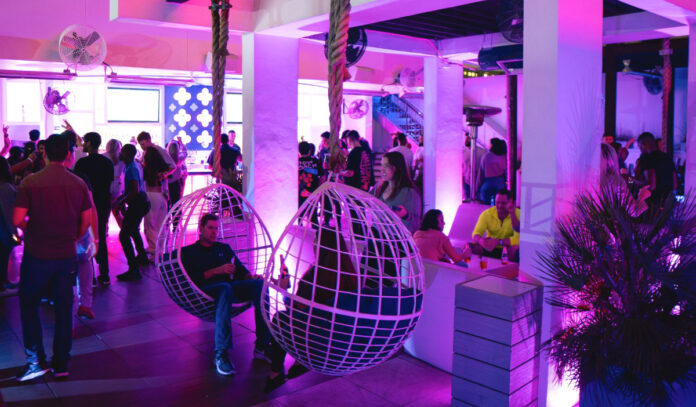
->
xmin=156 ymin=184 xmax=273 ymax=321
xmin=262 ymin=182 xmax=425 ymax=375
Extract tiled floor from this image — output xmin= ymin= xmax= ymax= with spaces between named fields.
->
xmin=0 ymin=230 xmax=451 ymax=407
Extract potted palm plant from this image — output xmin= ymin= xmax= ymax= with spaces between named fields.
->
xmin=539 ymin=187 xmax=696 ymax=406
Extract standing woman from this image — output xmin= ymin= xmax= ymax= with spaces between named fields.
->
xmin=478 ymin=138 xmax=507 ymax=205
xmin=104 ymin=139 xmax=125 ymax=226
xmin=0 ymin=157 xmax=16 ymax=291
xmin=373 ymin=151 xmax=421 ymax=233
xmin=142 ymin=147 xmax=170 ymax=259
xmin=166 ymin=140 xmax=186 ymax=208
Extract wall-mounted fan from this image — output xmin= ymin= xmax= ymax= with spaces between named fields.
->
xmin=58 ymin=24 xmax=107 ymax=71
xmin=497 ymin=0 xmax=523 ymax=44
xmin=382 ymin=67 xmax=422 ymax=97
xmin=621 ymin=59 xmax=663 ymax=95
xmin=43 ymin=87 xmax=70 ymax=115
xmin=324 ymin=27 xmax=367 ymax=68
xmin=347 ymin=99 xmax=369 ymax=119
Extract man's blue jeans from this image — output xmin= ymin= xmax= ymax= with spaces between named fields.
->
xmin=202 ymin=279 xmax=270 ymax=353
xmin=19 ymin=253 xmax=77 ymax=365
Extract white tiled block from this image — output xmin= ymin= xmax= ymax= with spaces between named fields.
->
xmin=453 ymin=331 xmax=539 ymax=370
xmin=455 ymin=276 xmax=542 ymax=321
xmin=454 ymin=308 xmax=541 ymax=346
xmin=453 ymin=354 xmax=539 ymax=394
xmin=452 ymin=376 xmax=538 ymax=407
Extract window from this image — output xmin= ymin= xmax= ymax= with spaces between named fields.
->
xmin=6 ymin=80 xmax=41 ymax=123
xmin=225 ymin=93 xmax=242 ymax=123
xmin=107 ymin=87 xmax=160 ymax=122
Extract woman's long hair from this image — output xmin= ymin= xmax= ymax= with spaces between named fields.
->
xmin=375 ymin=151 xmax=416 ymax=201
xmin=167 ymin=141 xmax=181 ymax=165
xmin=143 ymin=147 xmax=168 ymax=187
xmin=419 ymin=209 xmax=443 ymax=232
xmin=105 ymin=139 xmax=122 ymax=165
xmin=600 ymin=143 xmax=623 ymax=188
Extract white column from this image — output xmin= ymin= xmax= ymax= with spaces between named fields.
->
xmin=423 ymin=57 xmax=463 ymax=232
xmin=242 ymin=33 xmax=298 ymax=243
xmin=520 ymin=1 xmax=603 ymax=406
xmin=686 ymin=23 xmax=696 ymax=194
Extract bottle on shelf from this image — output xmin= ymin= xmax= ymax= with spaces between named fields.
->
xmin=501 ymin=246 xmax=509 ymax=265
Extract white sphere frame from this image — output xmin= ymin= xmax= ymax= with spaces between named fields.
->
xmin=262 ymin=182 xmax=425 ymax=375
xmin=156 ymin=183 xmax=273 ymax=321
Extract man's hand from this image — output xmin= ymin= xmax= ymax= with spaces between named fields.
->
xmin=2 ymin=125 xmax=8 ymax=137
xmin=505 ymin=199 xmax=515 ymax=214
xmin=62 ymin=120 xmax=74 ymax=132
xmin=215 ymin=263 xmax=235 ymax=276
xmin=480 ymin=237 xmax=499 ymax=252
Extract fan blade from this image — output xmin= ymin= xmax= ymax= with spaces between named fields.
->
xmin=82 ymin=32 xmax=101 ymax=47
xmin=61 ymin=36 xmax=80 ymax=49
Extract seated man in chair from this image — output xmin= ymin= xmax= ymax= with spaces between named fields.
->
xmin=470 ymin=189 xmax=520 ymax=261
xmin=180 ymin=213 xmax=270 ymax=376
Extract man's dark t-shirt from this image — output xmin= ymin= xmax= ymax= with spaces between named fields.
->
xmin=640 ymin=150 xmax=675 ymax=204
xmin=75 ymin=153 xmax=114 ymax=207
xmin=207 ymin=144 xmax=240 ymax=170
xmin=180 ymin=241 xmax=250 ymax=288
xmin=345 ymin=146 xmax=371 ymax=191
xmin=298 ymin=156 xmax=321 ymax=205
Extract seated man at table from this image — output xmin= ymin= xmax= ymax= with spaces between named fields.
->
xmin=180 ymin=213 xmax=270 ymax=376
xmin=470 ymin=189 xmax=520 ymax=261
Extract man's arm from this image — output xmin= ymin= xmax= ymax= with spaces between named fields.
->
xmin=78 ymin=209 xmax=91 ymax=238
xmin=12 ymin=206 xmax=27 ymax=229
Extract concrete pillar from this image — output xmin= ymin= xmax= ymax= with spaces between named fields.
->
xmin=686 ymin=24 xmax=696 ymax=194
xmin=423 ymin=57 xmax=463 ymax=232
xmin=242 ymin=33 xmax=298 ymax=242
xmin=520 ymin=1 xmax=603 ymax=406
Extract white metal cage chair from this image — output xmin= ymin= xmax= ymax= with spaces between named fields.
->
xmin=262 ymin=182 xmax=425 ymax=375
xmin=156 ymin=183 xmax=273 ymax=321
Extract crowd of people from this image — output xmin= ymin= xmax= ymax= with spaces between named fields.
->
xmin=1 ymin=124 xmax=522 ymax=388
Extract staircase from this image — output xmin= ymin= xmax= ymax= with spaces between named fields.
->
xmin=373 ymin=95 xmax=424 ymax=143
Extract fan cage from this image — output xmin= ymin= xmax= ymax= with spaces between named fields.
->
xmin=156 ymin=183 xmax=273 ymax=321
xmin=262 ymin=182 xmax=425 ymax=375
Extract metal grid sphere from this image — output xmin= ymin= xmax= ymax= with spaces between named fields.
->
xmin=262 ymin=182 xmax=425 ymax=375
xmin=156 ymin=183 xmax=273 ymax=321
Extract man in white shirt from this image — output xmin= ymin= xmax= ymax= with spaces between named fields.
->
xmin=389 ymin=132 xmax=414 ymax=174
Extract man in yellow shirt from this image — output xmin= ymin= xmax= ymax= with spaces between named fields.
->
xmin=471 ymin=189 xmax=520 ymax=261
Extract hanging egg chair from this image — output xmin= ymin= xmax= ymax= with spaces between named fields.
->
xmin=262 ymin=182 xmax=425 ymax=375
xmin=156 ymin=183 xmax=273 ymax=321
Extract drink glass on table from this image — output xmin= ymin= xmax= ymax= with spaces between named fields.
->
xmin=479 ymin=255 xmax=487 ymax=270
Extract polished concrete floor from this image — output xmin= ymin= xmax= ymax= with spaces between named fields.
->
xmin=0 ymin=230 xmax=451 ymax=407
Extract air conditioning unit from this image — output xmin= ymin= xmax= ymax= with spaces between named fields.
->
xmin=477 ymin=45 xmax=523 ymax=74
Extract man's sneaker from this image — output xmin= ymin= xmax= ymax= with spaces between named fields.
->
xmin=51 ymin=361 xmax=69 ymax=379
xmin=16 ymin=363 xmax=49 ymax=382
xmin=96 ymin=275 xmax=110 ymax=286
xmin=253 ymin=347 xmax=272 ymax=364
xmin=77 ymin=305 xmax=95 ymax=319
xmin=215 ymin=352 xmax=236 ymax=376
xmin=116 ymin=270 xmax=141 ymax=282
